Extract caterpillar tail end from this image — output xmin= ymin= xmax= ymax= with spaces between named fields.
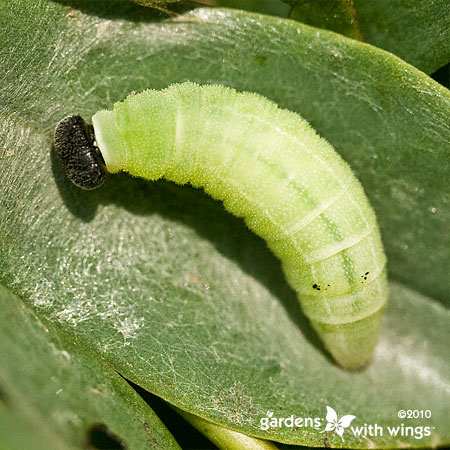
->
xmin=311 ymin=308 xmax=384 ymax=370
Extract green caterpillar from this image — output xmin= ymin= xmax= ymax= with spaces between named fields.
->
xmin=54 ymin=82 xmax=388 ymax=369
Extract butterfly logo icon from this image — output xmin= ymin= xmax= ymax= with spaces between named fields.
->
xmin=322 ymin=406 xmax=356 ymax=440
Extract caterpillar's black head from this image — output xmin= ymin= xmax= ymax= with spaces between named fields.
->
xmin=54 ymin=115 xmax=107 ymax=190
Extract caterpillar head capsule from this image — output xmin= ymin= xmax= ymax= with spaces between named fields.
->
xmin=54 ymin=115 xmax=107 ymax=190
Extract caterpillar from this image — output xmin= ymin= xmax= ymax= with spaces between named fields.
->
xmin=54 ymin=82 xmax=388 ymax=370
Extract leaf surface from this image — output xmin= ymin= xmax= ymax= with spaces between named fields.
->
xmin=285 ymin=0 xmax=362 ymax=40
xmin=0 ymin=286 xmax=182 ymax=450
xmin=0 ymin=2 xmax=449 ymax=448
xmin=353 ymin=0 xmax=450 ymax=73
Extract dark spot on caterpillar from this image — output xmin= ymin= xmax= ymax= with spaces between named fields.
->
xmin=365 ymin=272 xmax=369 ymax=275
xmin=312 ymin=283 xmax=321 ymax=290
xmin=54 ymin=115 xmax=107 ymax=190
xmin=85 ymin=423 xmax=127 ymax=450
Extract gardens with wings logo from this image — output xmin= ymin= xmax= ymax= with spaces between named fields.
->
xmin=259 ymin=405 xmax=433 ymax=441
xmin=321 ymin=406 xmax=356 ymax=440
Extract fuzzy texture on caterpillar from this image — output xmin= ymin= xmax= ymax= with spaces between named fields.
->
xmin=54 ymin=82 xmax=388 ymax=369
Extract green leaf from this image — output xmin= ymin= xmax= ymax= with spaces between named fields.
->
xmin=353 ymin=0 xmax=450 ymax=73
xmin=215 ymin=0 xmax=450 ymax=74
xmin=216 ymin=0 xmax=290 ymax=17
xmin=285 ymin=0 xmax=363 ymax=40
xmin=0 ymin=285 xmax=182 ymax=450
xmin=1 ymin=1 xmax=449 ymax=449
xmin=175 ymin=407 xmax=281 ymax=450
xmin=131 ymin=0 xmax=181 ymax=5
